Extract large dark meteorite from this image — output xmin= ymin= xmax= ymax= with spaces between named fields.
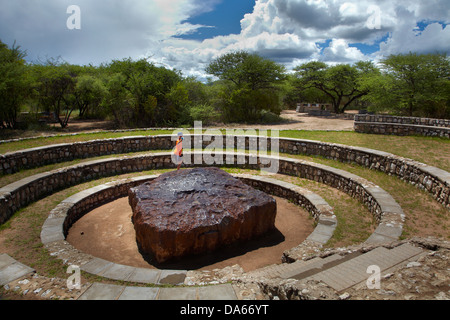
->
xmin=128 ymin=167 xmax=277 ymax=263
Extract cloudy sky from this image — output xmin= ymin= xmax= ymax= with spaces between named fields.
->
xmin=0 ymin=0 xmax=449 ymax=80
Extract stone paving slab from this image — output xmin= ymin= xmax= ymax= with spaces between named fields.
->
xmin=158 ymin=286 xmax=198 ymax=300
xmin=80 ymin=257 xmax=114 ymax=276
xmin=282 ymin=254 xmax=344 ymax=280
xmin=0 ymin=254 xmax=35 ymax=286
xmin=306 ymin=223 xmax=336 ymax=244
xmin=77 ymin=283 xmax=125 ymax=300
xmin=118 ymin=286 xmax=159 ymax=300
xmin=78 ymin=257 xmax=188 ymax=285
xmin=100 ymin=263 xmax=136 ymax=282
xmin=77 ymin=283 xmax=238 ymax=300
xmin=127 ymin=267 xmax=161 ymax=284
xmin=0 ymin=253 xmax=16 ymax=269
xmin=40 ymin=217 xmax=65 ymax=244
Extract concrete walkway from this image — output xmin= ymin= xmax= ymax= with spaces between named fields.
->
xmin=79 ymin=257 xmax=188 ymax=286
xmin=78 ymin=282 xmax=237 ymax=300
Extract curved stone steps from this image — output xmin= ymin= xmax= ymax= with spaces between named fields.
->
xmin=1 ymin=134 xmax=448 ymax=210
xmin=0 ymin=133 xmax=444 ymax=300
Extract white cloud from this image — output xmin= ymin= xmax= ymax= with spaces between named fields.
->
xmin=0 ymin=0 xmax=216 ymax=65
xmin=322 ymin=39 xmax=366 ymax=63
xmin=153 ymin=0 xmax=450 ymax=79
xmin=379 ymin=22 xmax=450 ymax=56
xmin=240 ymin=0 xmax=280 ymax=36
xmin=0 ymin=0 xmax=448 ymax=79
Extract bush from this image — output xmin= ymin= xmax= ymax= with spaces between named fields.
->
xmin=260 ymin=110 xmax=283 ymax=124
xmin=189 ymin=104 xmax=220 ymax=125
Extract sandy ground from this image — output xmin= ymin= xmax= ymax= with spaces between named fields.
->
xmin=212 ymin=110 xmax=355 ymax=131
xmin=66 ymin=196 xmax=314 ymax=272
xmin=53 ymin=110 xmax=355 ymax=132
xmin=1 ymin=110 xmax=355 ymax=140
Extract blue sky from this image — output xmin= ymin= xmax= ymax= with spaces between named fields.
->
xmin=349 ymin=34 xmax=391 ymax=56
xmin=177 ymin=0 xmax=255 ymax=40
xmin=0 ymin=0 xmax=449 ymax=80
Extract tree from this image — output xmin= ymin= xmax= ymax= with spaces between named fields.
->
xmin=105 ymin=58 xmax=183 ymax=127
xmin=282 ymin=74 xmax=329 ymax=109
xmin=0 ymin=40 xmax=28 ymax=129
xmin=206 ymin=51 xmax=286 ymax=122
xmin=73 ymin=73 xmax=107 ymax=119
xmin=102 ymin=73 xmax=133 ymax=127
xmin=31 ymin=62 xmax=77 ymax=128
xmin=206 ymin=51 xmax=286 ymax=90
xmin=294 ymin=61 xmax=377 ymax=114
xmin=165 ymin=82 xmax=190 ymax=124
xmin=380 ymin=52 xmax=450 ymax=117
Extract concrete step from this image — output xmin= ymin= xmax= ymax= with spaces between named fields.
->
xmin=247 ymin=257 xmax=323 ymax=279
xmin=281 ymin=253 xmax=348 ymax=280
xmin=303 ymin=243 xmax=423 ymax=292
xmin=0 ymin=253 xmax=35 ymax=286
xmin=248 ymin=243 xmax=424 ymax=294
xmin=247 ymin=252 xmax=352 ymax=281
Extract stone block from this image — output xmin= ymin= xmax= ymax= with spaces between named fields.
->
xmin=129 ymin=167 xmax=277 ymax=263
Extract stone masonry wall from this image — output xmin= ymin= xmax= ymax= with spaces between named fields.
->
xmin=1 ymin=134 xmax=448 ymax=210
xmin=354 ymin=114 xmax=450 ymax=138
xmin=355 ymin=114 xmax=450 ymax=127
xmin=277 ymin=138 xmax=450 ymax=208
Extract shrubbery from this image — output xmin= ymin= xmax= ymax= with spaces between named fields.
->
xmin=1 ymin=39 xmax=449 ymax=131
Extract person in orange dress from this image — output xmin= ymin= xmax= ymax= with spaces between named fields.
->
xmin=174 ymin=132 xmax=183 ymax=170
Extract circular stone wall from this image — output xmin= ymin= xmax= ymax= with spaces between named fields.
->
xmin=42 ymin=173 xmax=337 ymax=282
